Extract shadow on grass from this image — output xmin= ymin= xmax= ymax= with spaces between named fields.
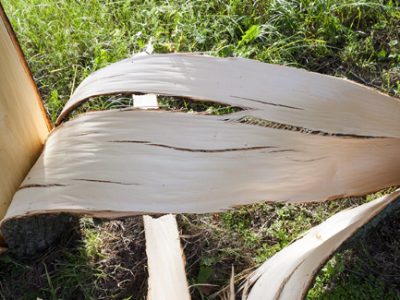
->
xmin=0 ymin=203 xmax=399 ymax=300
xmin=179 ymin=199 xmax=400 ymax=299
xmin=308 ymin=208 xmax=400 ymax=300
xmin=0 ymin=216 xmax=147 ymax=300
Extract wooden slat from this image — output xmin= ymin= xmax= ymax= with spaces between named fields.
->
xmin=144 ymin=214 xmax=190 ymax=300
xmin=0 ymin=5 xmax=50 ymax=223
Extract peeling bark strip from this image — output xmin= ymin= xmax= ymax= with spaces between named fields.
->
xmin=56 ymin=54 xmax=400 ymax=139
xmin=110 ymin=140 xmax=276 ymax=153
xmin=144 ymin=214 xmax=191 ymax=300
xmin=3 ymin=109 xmax=400 ymax=221
xmin=245 ymin=190 xmax=400 ymax=300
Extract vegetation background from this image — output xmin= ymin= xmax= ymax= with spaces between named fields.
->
xmin=0 ymin=0 xmax=399 ymax=299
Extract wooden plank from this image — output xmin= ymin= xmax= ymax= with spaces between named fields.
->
xmin=144 ymin=214 xmax=190 ymax=300
xmin=0 ymin=5 xmax=50 ymax=223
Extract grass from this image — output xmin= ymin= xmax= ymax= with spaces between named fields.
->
xmin=0 ymin=0 xmax=399 ymax=299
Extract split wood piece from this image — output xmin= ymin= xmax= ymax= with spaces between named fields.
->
xmin=56 ymin=54 xmax=400 ymax=139
xmin=133 ymin=94 xmax=159 ymax=109
xmin=144 ymin=214 xmax=190 ymax=300
xmin=0 ymin=5 xmax=50 ymax=225
xmin=245 ymin=189 xmax=400 ymax=300
xmin=3 ymin=109 xmax=400 ymax=222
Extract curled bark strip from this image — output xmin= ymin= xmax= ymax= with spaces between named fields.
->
xmin=245 ymin=190 xmax=400 ymax=300
xmin=56 ymin=54 xmax=400 ymax=139
xmin=3 ymin=110 xmax=400 ymax=221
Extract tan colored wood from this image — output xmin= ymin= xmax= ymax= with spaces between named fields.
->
xmin=56 ymin=54 xmax=400 ymax=139
xmin=0 ymin=6 xmax=50 ymax=223
xmin=3 ymin=109 xmax=399 ymax=221
xmin=245 ymin=190 xmax=400 ymax=300
xmin=144 ymin=214 xmax=190 ymax=300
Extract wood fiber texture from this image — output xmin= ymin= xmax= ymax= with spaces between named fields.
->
xmin=3 ymin=109 xmax=400 ymax=221
xmin=144 ymin=214 xmax=190 ymax=300
xmin=56 ymin=54 xmax=400 ymax=139
xmin=0 ymin=6 xmax=50 ymax=223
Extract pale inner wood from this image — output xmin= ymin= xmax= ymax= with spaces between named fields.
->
xmin=0 ymin=10 xmax=49 ymax=221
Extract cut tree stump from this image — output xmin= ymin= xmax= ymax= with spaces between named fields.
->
xmin=1 ymin=214 xmax=79 ymax=257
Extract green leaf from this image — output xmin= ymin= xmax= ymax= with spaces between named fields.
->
xmin=239 ymin=25 xmax=261 ymax=46
xmin=377 ymin=49 xmax=387 ymax=58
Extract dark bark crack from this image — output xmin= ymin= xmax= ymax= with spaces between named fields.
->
xmin=109 ymin=140 xmax=276 ymax=152
xmin=72 ymin=179 xmax=139 ymax=185
xmin=234 ymin=115 xmax=379 ymax=138
xmin=18 ymin=184 xmax=66 ymax=190
xmin=230 ymin=95 xmax=304 ymax=110
xmin=269 ymin=149 xmax=298 ymax=153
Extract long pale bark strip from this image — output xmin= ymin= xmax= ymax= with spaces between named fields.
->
xmin=0 ymin=5 xmax=50 ymax=223
xmin=144 ymin=214 xmax=191 ymax=300
xmin=56 ymin=54 xmax=400 ymax=138
xmin=245 ymin=190 xmax=400 ymax=300
xmin=3 ymin=109 xmax=400 ymax=222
